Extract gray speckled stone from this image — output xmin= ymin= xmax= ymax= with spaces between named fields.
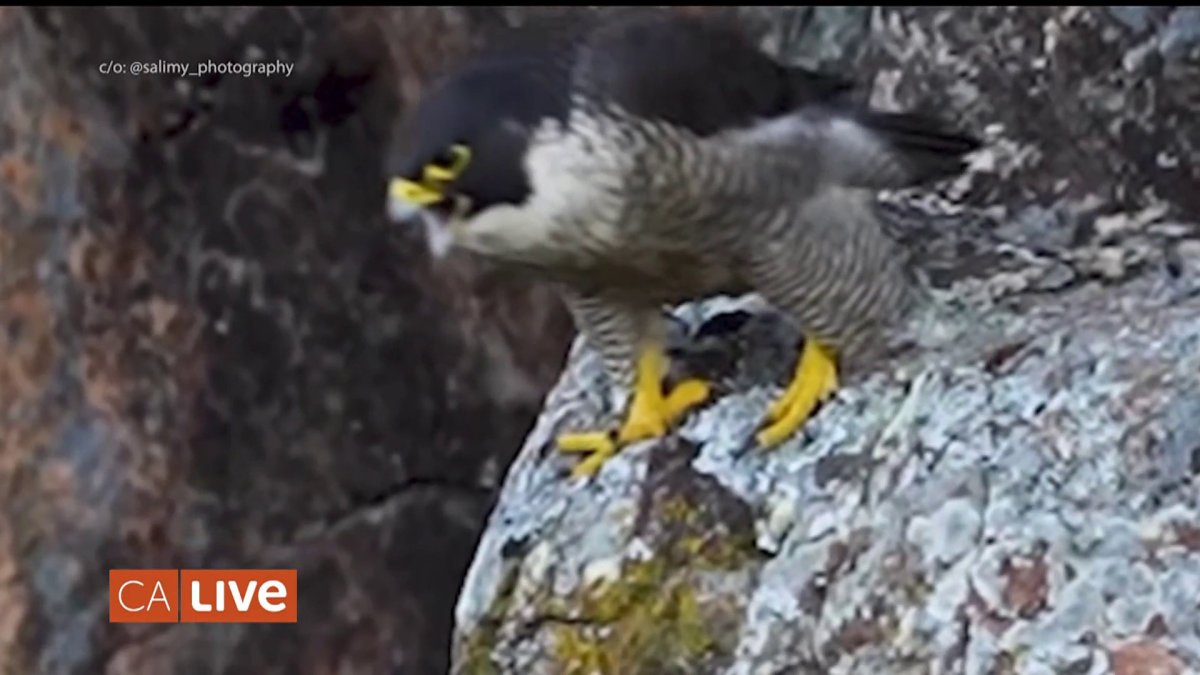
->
xmin=453 ymin=263 xmax=1200 ymax=673
xmin=860 ymin=7 xmax=1200 ymax=218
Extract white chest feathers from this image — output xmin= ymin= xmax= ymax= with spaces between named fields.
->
xmin=458 ymin=117 xmax=635 ymax=265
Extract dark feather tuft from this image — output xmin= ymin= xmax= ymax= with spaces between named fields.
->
xmin=855 ymin=110 xmax=982 ymax=183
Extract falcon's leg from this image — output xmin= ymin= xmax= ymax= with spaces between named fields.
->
xmin=556 ymin=292 xmax=710 ymax=478
xmin=746 ymin=240 xmax=848 ymax=448
xmin=756 ymin=339 xmax=839 ymax=447
xmin=616 ymin=344 xmax=711 ymax=442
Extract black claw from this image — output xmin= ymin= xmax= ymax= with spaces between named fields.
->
xmin=732 ymin=431 xmax=760 ymax=459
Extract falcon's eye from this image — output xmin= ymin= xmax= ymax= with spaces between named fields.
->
xmin=429 ymin=144 xmax=471 ymax=174
xmin=431 ymin=149 xmax=457 ymax=168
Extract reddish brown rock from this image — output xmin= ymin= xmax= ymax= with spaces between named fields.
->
xmin=1000 ymin=554 xmax=1049 ymax=619
xmin=1112 ymin=640 xmax=1185 ymax=675
xmin=1 ymin=7 xmax=574 ymax=675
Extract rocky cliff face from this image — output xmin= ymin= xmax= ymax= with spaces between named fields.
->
xmin=452 ymin=7 xmax=1200 ymax=675
xmin=1 ymin=7 xmax=575 ymax=675
xmin=5 ymin=6 xmax=1199 ymax=675
xmin=863 ymin=6 xmax=1200 ymax=217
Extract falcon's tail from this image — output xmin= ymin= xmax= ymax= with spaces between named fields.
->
xmin=727 ymin=104 xmax=982 ymax=191
xmin=850 ymin=109 xmax=982 ymax=185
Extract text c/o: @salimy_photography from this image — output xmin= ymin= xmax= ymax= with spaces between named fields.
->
xmin=97 ymin=59 xmax=293 ymax=78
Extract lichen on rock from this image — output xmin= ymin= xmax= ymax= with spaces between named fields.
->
xmin=455 ymin=255 xmax=1200 ymax=675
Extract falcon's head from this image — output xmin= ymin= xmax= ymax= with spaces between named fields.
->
xmin=386 ymin=59 xmax=568 ymax=257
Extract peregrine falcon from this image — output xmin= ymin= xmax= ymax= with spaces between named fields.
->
xmin=386 ymin=10 xmax=980 ymax=478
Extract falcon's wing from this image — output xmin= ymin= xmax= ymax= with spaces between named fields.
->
xmin=569 ymin=10 xmax=857 ymax=137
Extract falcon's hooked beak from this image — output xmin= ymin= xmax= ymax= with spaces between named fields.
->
xmin=387 ymin=177 xmax=445 ymax=217
xmin=386 ymin=144 xmax=473 ymax=259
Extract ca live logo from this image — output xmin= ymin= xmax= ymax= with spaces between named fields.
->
xmin=110 ymin=569 xmax=298 ymax=623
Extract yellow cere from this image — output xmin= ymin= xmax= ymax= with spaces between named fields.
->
xmin=389 ymin=144 xmax=473 ymax=208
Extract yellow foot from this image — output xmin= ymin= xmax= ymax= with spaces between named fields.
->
xmin=617 ymin=377 xmax=711 ymax=443
xmin=557 ymin=431 xmax=619 ymax=480
xmin=557 ymin=347 xmax=711 ymax=479
xmin=757 ymin=340 xmax=840 ymax=448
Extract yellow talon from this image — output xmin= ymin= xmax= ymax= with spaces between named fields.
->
xmin=557 ymin=345 xmax=710 ymax=478
xmin=757 ymin=340 xmax=839 ymax=448
xmin=565 ymin=435 xmax=619 ymax=479
xmin=555 ymin=432 xmax=618 ymax=480
xmin=557 ymin=432 xmax=615 ymax=454
xmin=664 ymin=378 xmax=711 ymax=422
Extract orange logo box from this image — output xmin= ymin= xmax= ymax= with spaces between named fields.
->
xmin=110 ymin=569 xmax=298 ymax=623
xmin=181 ymin=569 xmax=297 ymax=623
xmin=110 ymin=569 xmax=179 ymax=623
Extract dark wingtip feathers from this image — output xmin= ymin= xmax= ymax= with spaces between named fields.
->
xmin=857 ymin=109 xmax=982 ymax=184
